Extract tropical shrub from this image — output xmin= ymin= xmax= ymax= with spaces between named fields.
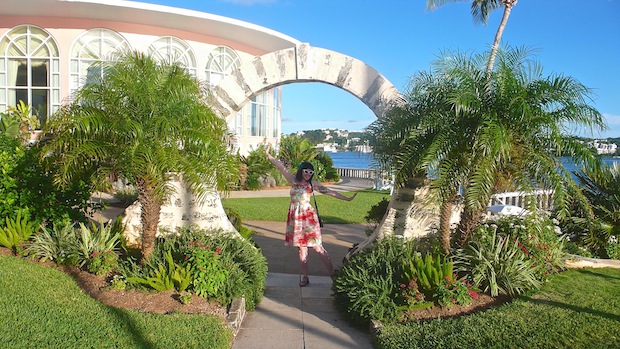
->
xmin=484 ymin=214 xmax=566 ymax=281
xmin=0 ymin=211 xmax=36 ymax=255
xmin=224 ymin=206 xmax=254 ymax=240
xmin=396 ymin=277 xmax=429 ymax=312
xmin=333 ymin=237 xmax=413 ymax=325
xmin=74 ymin=219 xmax=123 ymax=274
xmin=27 ymin=220 xmax=77 ymax=264
xmin=0 ymin=134 xmax=96 ymax=227
xmin=563 ymin=162 xmax=620 ymax=258
xmin=179 ymin=230 xmax=267 ymax=310
xmin=187 ymin=240 xmax=230 ymax=301
xmin=125 ymin=227 xmax=267 ymax=310
xmin=433 ymin=277 xmax=478 ymax=308
xmin=606 ymin=235 xmax=620 ymax=259
xmin=315 ymin=152 xmax=340 ymax=182
xmin=453 ymin=228 xmax=542 ymax=297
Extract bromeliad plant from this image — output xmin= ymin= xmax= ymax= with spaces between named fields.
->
xmin=401 ymin=253 xmax=453 ymax=300
xmin=127 ymin=250 xmax=192 ymax=292
xmin=26 ymin=220 xmax=77 ymax=264
xmin=399 ymin=251 xmax=477 ymax=309
xmin=453 ymin=227 xmax=542 ymax=297
xmin=74 ymin=218 xmax=123 ymax=275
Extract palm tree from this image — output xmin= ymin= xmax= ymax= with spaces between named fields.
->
xmin=368 ymin=68 xmax=471 ymax=254
xmin=277 ymin=134 xmax=320 ymax=170
xmin=426 ymin=0 xmax=519 ymax=72
xmin=370 ymin=46 xmax=606 ymax=250
xmin=573 ymin=162 xmax=620 ymax=255
xmin=42 ymin=50 xmax=239 ymax=261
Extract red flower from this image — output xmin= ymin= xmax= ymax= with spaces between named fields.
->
xmin=215 ymin=247 xmax=222 ymax=254
xmin=468 ymin=289 xmax=479 ymax=299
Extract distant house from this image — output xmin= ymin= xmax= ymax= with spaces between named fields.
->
xmin=591 ymin=140 xmax=618 ymax=155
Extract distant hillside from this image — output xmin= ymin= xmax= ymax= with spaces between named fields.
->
xmin=287 ymin=130 xmax=620 ymax=156
xmin=288 ymin=128 xmax=372 ymax=152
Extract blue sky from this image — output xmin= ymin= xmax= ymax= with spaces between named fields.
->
xmin=150 ymin=0 xmax=620 ymax=137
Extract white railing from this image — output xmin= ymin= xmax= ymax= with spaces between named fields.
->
xmin=489 ymin=189 xmax=554 ymax=211
xmin=336 ymin=166 xmax=554 ymax=211
xmin=335 ymin=167 xmax=393 ymax=191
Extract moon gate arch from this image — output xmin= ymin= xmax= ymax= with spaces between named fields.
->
xmin=209 ymin=43 xmax=403 ymax=121
xmin=209 ymin=43 xmax=427 ymax=257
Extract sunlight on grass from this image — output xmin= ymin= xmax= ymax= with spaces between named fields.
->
xmin=222 ymin=189 xmax=390 ymax=224
xmin=0 ymin=256 xmax=232 ymax=349
xmin=376 ymin=268 xmax=620 ymax=349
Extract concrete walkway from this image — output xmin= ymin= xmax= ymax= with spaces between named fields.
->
xmin=231 ymin=272 xmax=373 ymax=349
xmin=229 ymin=178 xmax=375 ymax=348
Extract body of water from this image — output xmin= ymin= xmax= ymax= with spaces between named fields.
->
xmin=328 ymin=152 xmax=620 ymax=175
xmin=328 ymin=151 xmax=375 ymax=169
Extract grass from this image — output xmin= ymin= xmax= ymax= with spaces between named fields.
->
xmin=0 ymin=255 xmax=232 ymax=349
xmin=376 ymin=268 xmax=620 ymax=349
xmin=222 ymin=189 xmax=391 ymax=223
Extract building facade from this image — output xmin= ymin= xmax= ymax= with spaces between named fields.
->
xmin=0 ymin=0 xmax=300 ymax=155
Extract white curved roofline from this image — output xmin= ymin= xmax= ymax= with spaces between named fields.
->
xmin=0 ymin=0 xmax=301 ymax=52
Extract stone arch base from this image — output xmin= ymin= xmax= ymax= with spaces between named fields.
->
xmin=346 ymin=183 xmax=461 ymax=259
xmin=122 ymin=180 xmax=237 ymax=245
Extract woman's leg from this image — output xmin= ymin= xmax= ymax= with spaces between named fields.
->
xmin=313 ymin=245 xmax=335 ymax=277
xmin=298 ymin=246 xmax=309 ymax=277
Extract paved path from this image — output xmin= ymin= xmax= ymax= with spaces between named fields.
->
xmin=231 ymin=272 xmax=373 ymax=349
xmin=230 ymin=178 xmax=375 ymax=348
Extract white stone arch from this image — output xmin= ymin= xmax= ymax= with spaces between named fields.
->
xmin=210 ymin=43 xmax=402 ymax=120
xmin=209 ymin=43 xmax=432 ymax=256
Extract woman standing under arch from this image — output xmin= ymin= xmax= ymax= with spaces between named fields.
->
xmin=266 ymin=144 xmax=357 ymax=286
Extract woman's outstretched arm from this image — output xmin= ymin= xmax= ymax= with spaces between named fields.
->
xmin=313 ymin=181 xmax=358 ymax=201
xmin=265 ymin=143 xmax=295 ymax=185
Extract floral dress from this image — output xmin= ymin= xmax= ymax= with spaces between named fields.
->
xmin=285 ymin=180 xmax=322 ymax=247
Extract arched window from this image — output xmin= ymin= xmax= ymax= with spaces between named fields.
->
xmin=147 ymin=36 xmax=196 ymax=76
xmin=0 ymin=25 xmax=60 ymax=127
xmin=70 ymin=28 xmax=130 ymax=94
xmin=205 ymin=46 xmax=240 ymax=88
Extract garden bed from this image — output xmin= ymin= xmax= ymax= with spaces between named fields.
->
xmin=0 ymin=247 xmax=227 ymax=320
xmin=401 ymin=293 xmax=511 ymax=322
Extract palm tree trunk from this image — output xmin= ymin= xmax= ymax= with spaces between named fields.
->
xmin=137 ymin=179 xmax=161 ymax=262
xmin=439 ymin=196 xmax=455 ymax=255
xmin=455 ymin=205 xmax=485 ymax=248
xmin=486 ymin=1 xmax=516 ymax=73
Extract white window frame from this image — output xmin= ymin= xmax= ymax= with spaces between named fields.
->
xmin=70 ymin=28 xmax=130 ymax=95
xmin=0 ymin=25 xmax=60 ymax=128
xmin=148 ymin=36 xmax=196 ymax=76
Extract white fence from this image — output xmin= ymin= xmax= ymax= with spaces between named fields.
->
xmin=335 ymin=167 xmax=393 ymax=190
xmin=336 ymin=167 xmax=555 ymax=211
xmin=489 ymin=189 xmax=555 ymax=211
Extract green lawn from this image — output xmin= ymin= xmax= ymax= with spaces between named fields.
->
xmin=0 ymin=255 xmax=232 ymax=349
xmin=376 ymin=268 xmax=620 ymax=349
xmin=222 ymin=189 xmax=390 ymax=224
